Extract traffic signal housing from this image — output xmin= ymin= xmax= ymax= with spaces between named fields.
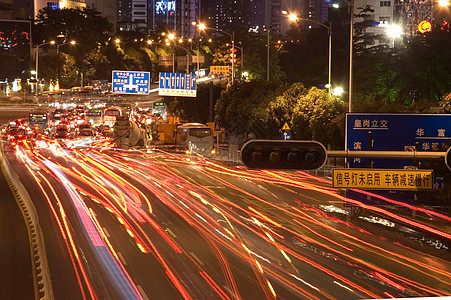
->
xmin=445 ymin=147 xmax=451 ymax=172
xmin=241 ymin=140 xmax=327 ymax=170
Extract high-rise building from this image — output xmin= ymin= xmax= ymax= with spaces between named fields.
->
xmin=202 ymin=0 xmax=250 ymax=31
xmin=34 ymin=0 xmax=86 ymax=18
xmin=118 ymin=0 xmax=200 ymax=37
xmin=85 ymin=0 xmax=117 ymax=31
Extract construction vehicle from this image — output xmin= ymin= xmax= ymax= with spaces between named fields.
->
xmin=113 ymin=116 xmax=148 ymax=148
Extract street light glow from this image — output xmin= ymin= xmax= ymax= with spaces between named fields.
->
xmin=70 ymin=40 xmax=76 ymax=45
xmin=332 ymin=87 xmax=344 ymax=96
xmin=115 ymin=39 xmax=120 ymax=44
xmin=289 ymin=14 xmax=298 ymax=22
xmin=439 ymin=0 xmax=450 ymax=6
xmin=198 ymin=23 xmax=206 ymax=31
xmin=386 ymin=24 xmax=403 ymax=38
xmin=168 ymin=33 xmax=175 ymax=40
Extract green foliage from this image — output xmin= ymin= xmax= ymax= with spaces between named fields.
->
xmin=214 ymin=80 xmax=347 ymax=148
xmin=286 ymin=87 xmax=347 ymax=149
xmin=166 ymin=83 xmax=223 ymax=124
xmin=215 ymin=80 xmax=284 ymax=139
xmin=34 ymin=7 xmax=113 ymax=52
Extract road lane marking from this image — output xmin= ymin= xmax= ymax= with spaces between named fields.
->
xmin=102 ymin=227 xmax=110 ymax=237
xmin=190 ymin=252 xmax=204 ymax=266
xmin=117 ymin=251 xmax=127 ymax=266
xmin=165 ymin=228 xmax=177 ymax=238
xmin=137 ymin=285 xmax=150 ymax=300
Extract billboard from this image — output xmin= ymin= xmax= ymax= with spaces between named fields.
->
xmin=0 ymin=20 xmax=31 ymax=80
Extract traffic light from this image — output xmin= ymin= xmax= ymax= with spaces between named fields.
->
xmin=241 ymin=140 xmax=327 ymax=170
xmin=230 ymin=48 xmax=237 ymax=64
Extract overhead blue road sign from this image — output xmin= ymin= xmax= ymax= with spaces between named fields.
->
xmin=282 ymin=131 xmax=292 ymax=140
xmin=346 ymin=113 xmax=451 ymax=168
xmin=112 ymin=70 xmax=150 ymax=94
xmin=158 ymin=72 xmax=197 ymax=97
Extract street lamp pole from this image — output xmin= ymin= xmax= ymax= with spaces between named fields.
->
xmin=51 ymin=40 xmax=76 ymax=89
xmin=267 ymin=29 xmax=270 ymax=81
xmin=283 ymin=11 xmax=332 ymax=95
xmin=35 ymin=41 xmax=52 ymax=96
xmin=348 ymin=0 xmax=354 ymax=112
xmin=198 ymin=24 xmax=235 ymax=82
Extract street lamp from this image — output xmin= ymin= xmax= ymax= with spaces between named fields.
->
xmin=35 ymin=41 xmax=54 ymax=96
xmin=175 ymin=38 xmax=191 ymax=74
xmin=385 ymin=24 xmax=403 ymax=48
xmin=198 ymin=23 xmax=235 ymax=82
xmin=168 ymin=33 xmax=176 ymax=73
xmin=50 ymin=40 xmax=76 ymax=90
xmin=50 ymin=40 xmax=76 ymax=53
xmin=283 ymin=11 xmax=332 ymax=95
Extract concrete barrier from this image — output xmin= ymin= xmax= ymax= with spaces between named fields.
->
xmin=0 ymin=145 xmax=53 ymax=300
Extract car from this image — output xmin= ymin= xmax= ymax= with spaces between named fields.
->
xmin=76 ymin=123 xmax=94 ymax=137
xmin=9 ymin=127 xmax=29 ymax=147
xmin=54 ymin=125 xmax=70 ymax=139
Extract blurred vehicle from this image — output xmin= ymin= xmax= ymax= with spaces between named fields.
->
xmin=175 ymin=123 xmax=214 ymax=156
xmin=103 ymin=106 xmax=123 ymax=127
xmin=52 ymin=108 xmax=69 ymax=121
xmin=9 ymin=127 xmax=29 ymax=147
xmin=112 ymin=116 xmax=147 ymax=148
xmin=75 ymin=104 xmax=85 ymax=114
xmin=54 ymin=124 xmax=71 ymax=139
xmin=28 ymin=109 xmax=49 ymax=133
xmin=85 ymin=108 xmax=103 ymax=127
xmin=76 ymin=123 xmax=95 ymax=137
xmin=97 ymin=124 xmax=114 ymax=138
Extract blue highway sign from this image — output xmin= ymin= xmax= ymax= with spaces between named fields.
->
xmin=346 ymin=113 xmax=451 ymax=168
xmin=112 ymin=70 xmax=150 ymax=94
xmin=159 ymin=72 xmax=197 ymax=97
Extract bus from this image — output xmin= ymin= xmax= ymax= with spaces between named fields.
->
xmin=175 ymin=123 xmax=214 ymax=156
xmin=152 ymin=102 xmax=167 ymax=117
xmin=28 ymin=110 xmax=49 ymax=131
xmin=85 ymin=108 xmax=103 ymax=127
xmin=103 ymin=106 xmax=123 ymax=127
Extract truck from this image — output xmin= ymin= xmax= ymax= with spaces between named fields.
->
xmin=112 ymin=116 xmax=149 ymax=148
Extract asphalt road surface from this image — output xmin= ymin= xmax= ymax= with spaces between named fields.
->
xmin=1 ymin=134 xmax=450 ymax=300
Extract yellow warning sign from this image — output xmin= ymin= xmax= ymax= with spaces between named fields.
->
xmin=332 ymin=169 xmax=433 ymax=190
xmin=282 ymin=123 xmax=290 ymax=131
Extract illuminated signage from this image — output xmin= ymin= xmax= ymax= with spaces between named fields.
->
xmin=418 ymin=20 xmax=432 ymax=33
xmin=332 ymin=169 xmax=433 ymax=190
xmin=156 ymin=1 xmax=175 ymax=15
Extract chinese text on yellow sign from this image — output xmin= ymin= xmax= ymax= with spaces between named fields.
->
xmin=332 ymin=169 xmax=433 ymax=190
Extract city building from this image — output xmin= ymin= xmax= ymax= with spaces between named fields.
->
xmin=33 ymin=0 xmax=86 ymax=18
xmin=85 ymin=0 xmax=117 ymax=31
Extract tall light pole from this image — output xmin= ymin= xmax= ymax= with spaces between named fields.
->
xmin=198 ymin=23 xmax=235 ymax=82
xmin=266 ymin=27 xmax=270 ymax=81
xmin=348 ymin=0 xmax=354 ymax=113
xmin=167 ymin=33 xmax=176 ymax=73
xmin=51 ymin=40 xmax=76 ymax=53
xmin=50 ymin=40 xmax=76 ymax=89
xmin=283 ymin=11 xmax=332 ymax=95
xmin=35 ymin=41 xmax=53 ymax=96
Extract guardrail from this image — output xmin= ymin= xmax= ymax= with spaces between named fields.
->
xmin=214 ymin=145 xmax=242 ymax=164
